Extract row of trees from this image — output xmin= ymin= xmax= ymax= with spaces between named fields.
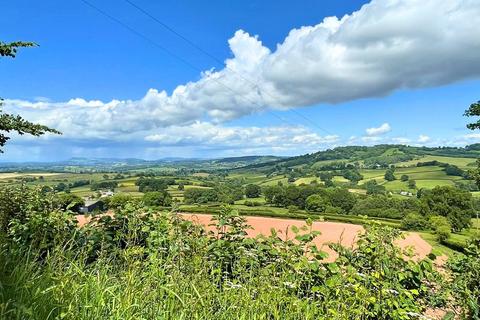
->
xmin=135 ymin=177 xmax=176 ymax=192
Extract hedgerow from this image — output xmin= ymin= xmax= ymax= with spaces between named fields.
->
xmin=0 ymin=186 xmax=472 ymax=319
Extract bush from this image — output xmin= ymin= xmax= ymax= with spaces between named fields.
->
xmin=0 ymin=187 xmax=464 ymax=319
xmin=384 ymin=168 xmax=396 ymax=181
xmin=436 ymin=225 xmax=452 ymax=242
xmin=429 ymin=216 xmax=452 ymax=241
xmin=55 ymin=193 xmax=85 ymax=212
xmin=184 ymin=188 xmax=218 ymax=204
xmin=365 ymin=180 xmax=386 ymax=195
xmin=244 ymin=200 xmax=262 ymax=207
xmin=401 ymin=212 xmax=428 ymax=230
xmin=305 ymin=194 xmax=328 ymax=212
xmin=420 ymin=186 xmax=473 ymax=231
xmin=105 ymin=193 xmax=136 ymax=211
xmin=287 ymin=205 xmax=298 ymax=213
xmin=142 ymin=191 xmax=172 ymax=207
xmin=448 ymin=240 xmax=480 ymax=318
xmin=245 ymin=184 xmax=261 ymax=198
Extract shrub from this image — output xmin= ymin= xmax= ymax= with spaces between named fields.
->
xmin=448 ymin=240 xmax=480 ymax=318
xmin=328 ymin=188 xmax=357 ymax=213
xmin=384 ymin=167 xmax=396 ymax=181
xmin=305 ymin=194 xmax=328 ymax=212
xmin=143 ymin=191 xmax=172 ymax=207
xmin=420 ymin=186 xmax=473 ymax=231
xmin=244 ymin=184 xmax=261 ymax=198
xmin=365 ymin=180 xmax=386 ymax=195
xmin=184 ymin=188 xmax=218 ymax=204
xmin=401 ymin=212 xmax=428 ymax=230
xmin=55 ymin=193 xmax=85 ymax=212
xmin=105 ymin=193 xmax=136 ymax=211
xmin=244 ymin=200 xmax=262 ymax=207
xmin=436 ymin=225 xmax=452 ymax=242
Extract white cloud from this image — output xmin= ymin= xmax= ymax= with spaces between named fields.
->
xmin=365 ymin=123 xmax=391 ymax=136
xmin=418 ymin=134 xmax=431 ymax=143
xmin=391 ymin=137 xmax=410 ymax=144
xmin=144 ymin=122 xmax=339 ymax=149
xmin=361 ymin=136 xmax=382 ymax=143
xmin=4 ymin=0 xmax=480 ymax=139
xmin=2 ymin=0 xmax=480 ymax=159
xmin=463 ymin=133 xmax=480 ymax=140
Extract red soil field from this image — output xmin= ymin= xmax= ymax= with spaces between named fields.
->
xmin=180 ymin=213 xmax=433 ymax=262
xmin=76 ymin=212 xmax=434 ymax=262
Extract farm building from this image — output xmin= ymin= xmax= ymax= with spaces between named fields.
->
xmin=79 ymin=199 xmax=104 ymax=213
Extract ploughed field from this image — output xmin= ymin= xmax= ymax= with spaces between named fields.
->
xmin=77 ymin=212 xmax=435 ymax=262
xmin=180 ymin=213 xmax=434 ymax=262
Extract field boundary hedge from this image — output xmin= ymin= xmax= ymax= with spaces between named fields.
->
xmin=179 ymin=205 xmax=401 ymax=227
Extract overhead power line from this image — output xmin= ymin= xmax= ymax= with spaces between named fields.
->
xmin=80 ymin=0 xmax=333 ymax=136
xmin=122 ymin=0 xmax=334 ymax=136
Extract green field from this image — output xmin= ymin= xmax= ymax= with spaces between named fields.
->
xmin=397 ymin=155 xmax=476 ymax=169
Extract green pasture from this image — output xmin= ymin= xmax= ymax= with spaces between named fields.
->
xmin=396 ymin=155 xmax=476 ymax=169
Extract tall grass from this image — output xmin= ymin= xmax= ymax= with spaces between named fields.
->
xmin=0 ymin=186 xmax=467 ymax=319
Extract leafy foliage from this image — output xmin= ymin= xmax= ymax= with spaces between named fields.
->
xmin=244 ymin=184 xmax=261 ymax=198
xmin=448 ymin=239 xmax=480 ymax=319
xmin=0 ymin=41 xmax=61 ymax=152
xmin=419 ymin=186 xmax=473 ymax=231
xmin=142 ymin=191 xmax=172 ymax=207
xmin=0 ymin=191 xmax=449 ymax=319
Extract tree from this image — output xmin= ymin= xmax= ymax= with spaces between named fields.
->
xmin=342 ymin=169 xmax=363 ymax=184
xmin=1 ymin=41 xmax=61 ymax=152
xmin=328 ymin=188 xmax=357 ymax=214
xmin=464 ymin=100 xmax=480 ymax=130
xmin=445 ymin=164 xmax=464 ymax=177
xmin=56 ymin=193 xmax=85 ymax=212
xmin=305 ymin=194 xmax=328 ymax=212
xmin=245 ymin=184 xmax=261 ymax=198
xmin=184 ymin=188 xmax=218 ymax=204
xmin=384 ymin=167 xmax=396 ymax=181
xmin=419 ymin=186 xmax=473 ymax=231
xmin=401 ymin=174 xmax=409 ymax=182
xmin=429 ymin=216 xmax=452 ymax=241
xmin=0 ymin=41 xmax=36 ymax=57
xmin=143 ymin=191 xmax=172 ymax=207
xmin=464 ymin=100 xmax=480 ymax=189
xmin=365 ymin=180 xmax=386 ymax=195
xmin=178 ymin=183 xmax=184 ymax=191
xmin=323 ymin=178 xmax=335 ymax=188
xmin=401 ymin=212 xmax=428 ymax=231
xmin=408 ymin=179 xmax=417 ymax=189
xmin=107 ymin=193 xmax=135 ymax=211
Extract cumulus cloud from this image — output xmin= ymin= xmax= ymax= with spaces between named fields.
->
xmin=365 ymin=123 xmax=391 ymax=136
xmin=418 ymin=134 xmax=431 ymax=143
xmin=4 ymin=122 xmax=340 ymax=161
xmin=391 ymin=137 xmax=410 ymax=144
xmin=463 ymin=133 xmax=480 ymax=140
xmin=144 ymin=122 xmax=339 ymax=149
xmin=4 ymin=0 xmax=480 ymax=139
xmin=2 ymin=0 xmax=480 ymax=160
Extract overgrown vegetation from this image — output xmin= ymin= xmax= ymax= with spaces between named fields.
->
xmin=2 ymin=186 xmax=478 ymax=319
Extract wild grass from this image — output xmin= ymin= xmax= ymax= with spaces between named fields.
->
xmin=0 ymin=198 xmax=449 ymax=320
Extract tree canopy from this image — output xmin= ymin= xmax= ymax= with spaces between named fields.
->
xmin=0 ymin=40 xmax=61 ymax=152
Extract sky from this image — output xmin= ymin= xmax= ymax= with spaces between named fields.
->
xmin=1 ymin=0 xmax=480 ymax=162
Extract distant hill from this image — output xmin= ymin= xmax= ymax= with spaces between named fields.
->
xmin=236 ymin=144 xmax=480 ymax=172
xmin=0 ymin=155 xmax=284 ymax=172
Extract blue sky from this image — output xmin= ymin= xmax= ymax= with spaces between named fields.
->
xmin=1 ymin=0 xmax=479 ymax=161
